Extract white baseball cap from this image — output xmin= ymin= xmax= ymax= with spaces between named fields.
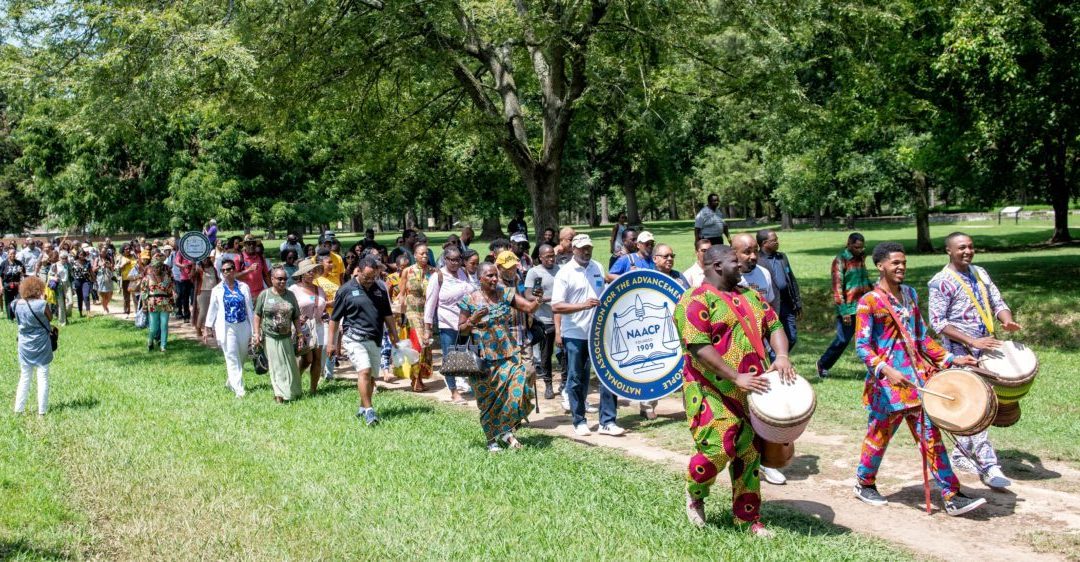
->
xmin=571 ymin=234 xmax=594 ymax=248
xmin=637 ymin=231 xmax=655 ymax=244
xmin=510 ymin=233 xmax=528 ymax=243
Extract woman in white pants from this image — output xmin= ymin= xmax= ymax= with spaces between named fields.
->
xmin=202 ymin=261 xmax=254 ymax=397
xmin=13 ymin=276 xmax=54 ymax=415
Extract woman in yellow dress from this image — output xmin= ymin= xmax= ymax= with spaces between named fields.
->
xmin=397 ymin=243 xmax=435 ymax=390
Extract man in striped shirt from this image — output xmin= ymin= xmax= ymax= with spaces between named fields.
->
xmin=817 ymin=233 xmax=872 ymax=378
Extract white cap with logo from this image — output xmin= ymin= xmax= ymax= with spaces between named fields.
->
xmin=571 ymin=234 xmax=594 ymax=248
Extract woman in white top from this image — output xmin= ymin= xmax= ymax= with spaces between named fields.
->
xmin=202 ymin=261 xmax=254 ymax=398
xmin=288 ymin=259 xmax=327 ymax=395
xmin=424 ymin=246 xmax=476 ymax=404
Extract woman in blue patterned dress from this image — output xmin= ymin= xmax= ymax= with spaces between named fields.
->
xmin=458 ymin=262 xmax=540 ymax=452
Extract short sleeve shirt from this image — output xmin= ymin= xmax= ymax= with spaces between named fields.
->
xmin=608 ymin=253 xmax=656 ymax=277
xmin=551 ymin=259 xmax=606 ymax=340
xmin=331 ymin=279 xmax=392 ymax=343
xmin=524 ymin=264 xmax=559 ymax=324
xmin=694 ymin=206 xmax=726 ymax=239
xmin=674 ymin=285 xmax=780 ymax=412
xmin=255 ymin=289 xmax=299 ymax=338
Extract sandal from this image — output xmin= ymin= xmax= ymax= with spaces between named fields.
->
xmin=498 ymin=432 xmax=523 ymax=450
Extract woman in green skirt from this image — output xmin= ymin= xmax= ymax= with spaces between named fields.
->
xmin=458 ymin=262 xmax=541 ymax=452
xmin=254 ymin=265 xmax=305 ymax=403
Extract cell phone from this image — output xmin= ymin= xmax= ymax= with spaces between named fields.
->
xmin=532 ymin=277 xmax=543 ymax=295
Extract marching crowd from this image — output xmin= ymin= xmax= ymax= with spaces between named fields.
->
xmin=7 ymin=194 xmax=1023 ymax=532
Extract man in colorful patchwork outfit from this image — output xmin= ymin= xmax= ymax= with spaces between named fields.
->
xmin=674 ymin=245 xmax=795 ymax=537
xmin=817 ymin=232 xmax=872 ymax=378
xmin=928 ymin=232 xmax=1022 ymax=489
xmin=853 ymin=241 xmax=985 ymax=516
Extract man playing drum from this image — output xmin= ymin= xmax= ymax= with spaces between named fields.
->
xmin=928 ymin=232 xmax=1022 ymax=489
xmin=673 ymin=245 xmax=795 ymax=537
xmin=853 ymin=242 xmax=986 ymax=516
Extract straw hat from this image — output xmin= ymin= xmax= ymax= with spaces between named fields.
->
xmin=292 ymin=258 xmax=322 ymax=278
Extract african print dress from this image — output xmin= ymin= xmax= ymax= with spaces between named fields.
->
xmin=459 ymin=287 xmax=533 ymax=443
xmin=674 ymin=285 xmax=780 ymax=524
xmin=402 ymin=265 xmax=434 ymax=379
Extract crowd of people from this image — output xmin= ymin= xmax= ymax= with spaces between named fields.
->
xmin=6 ymin=197 xmax=1025 ymax=533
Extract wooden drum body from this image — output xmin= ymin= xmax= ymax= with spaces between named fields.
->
xmin=748 ymin=371 xmax=816 ymax=460
xmin=923 ymin=369 xmax=997 ymax=436
xmin=978 ymin=341 xmax=1038 ymax=404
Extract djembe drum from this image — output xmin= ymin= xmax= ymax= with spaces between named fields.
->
xmin=922 ymin=369 xmax=997 ymax=436
xmin=977 ymin=341 xmax=1038 ymax=427
xmin=748 ymin=371 xmax=816 ymax=469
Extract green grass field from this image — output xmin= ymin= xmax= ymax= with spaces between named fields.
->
xmin=1 ymin=318 xmax=909 ymax=560
xmin=5 ymin=219 xmax=1075 ymax=559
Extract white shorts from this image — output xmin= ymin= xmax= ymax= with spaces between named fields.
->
xmin=343 ymin=337 xmax=381 ymax=373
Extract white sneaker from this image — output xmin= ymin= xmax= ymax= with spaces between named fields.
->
xmin=598 ymin=424 xmax=625 ymax=436
xmin=561 ymin=390 xmax=571 ymax=412
xmin=981 ymin=465 xmax=1012 ymax=489
xmin=458 ymin=380 xmax=472 ymax=393
xmin=585 ymin=402 xmax=599 ymax=414
xmin=760 ymin=466 xmax=786 ymax=485
xmin=573 ymin=423 xmax=592 ymax=436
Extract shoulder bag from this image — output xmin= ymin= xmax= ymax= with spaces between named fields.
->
xmin=22 ymin=299 xmax=59 ymax=351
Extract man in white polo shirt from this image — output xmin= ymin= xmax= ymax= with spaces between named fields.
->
xmin=551 ymin=234 xmax=623 ymax=436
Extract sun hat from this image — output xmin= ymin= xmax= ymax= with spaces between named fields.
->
xmin=292 ymin=258 xmax=322 ymax=278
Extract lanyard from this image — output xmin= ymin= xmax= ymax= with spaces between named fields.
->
xmin=944 ymin=267 xmax=994 ymax=335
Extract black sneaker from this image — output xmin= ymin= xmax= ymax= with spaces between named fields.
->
xmin=944 ymin=492 xmax=986 ymax=516
xmin=817 ymin=362 xmax=829 ymax=379
xmin=854 ymin=483 xmax=888 ymax=506
xmin=543 ymin=383 xmax=554 ymax=400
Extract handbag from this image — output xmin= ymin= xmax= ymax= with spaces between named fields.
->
xmin=250 ymin=339 xmax=269 ymax=374
xmin=441 ymin=341 xmax=486 ymax=378
xmin=295 ymin=316 xmax=317 ymax=355
xmin=22 ymin=299 xmax=59 ymax=351
xmin=134 ymin=301 xmax=147 ymax=329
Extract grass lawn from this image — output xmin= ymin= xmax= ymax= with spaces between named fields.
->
xmin=1 ymin=316 xmax=909 ymax=560
xmin=238 ymin=219 xmax=1079 ymax=465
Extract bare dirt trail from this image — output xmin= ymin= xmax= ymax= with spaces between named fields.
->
xmin=97 ymin=307 xmax=1079 ymax=560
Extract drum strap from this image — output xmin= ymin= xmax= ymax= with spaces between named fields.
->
xmin=944 ymin=267 xmax=994 ymax=336
xmin=874 ymin=287 xmax=934 ymax=382
xmin=717 ymin=290 xmax=770 ymax=369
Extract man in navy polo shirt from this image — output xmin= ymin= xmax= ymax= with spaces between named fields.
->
xmin=327 ymin=257 xmax=399 ymax=426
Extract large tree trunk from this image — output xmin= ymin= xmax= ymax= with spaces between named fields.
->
xmin=913 ymin=171 xmax=933 ymax=252
xmin=813 ymin=208 xmax=823 ymax=229
xmin=622 ymin=177 xmax=641 ymax=226
xmin=1048 ymin=135 xmax=1073 ymax=244
xmin=480 ymin=215 xmax=504 ymax=241
xmin=600 ymin=194 xmax=610 ymax=225
xmin=350 ymin=213 xmax=363 ymax=233
xmin=781 ymin=209 xmax=793 ymax=231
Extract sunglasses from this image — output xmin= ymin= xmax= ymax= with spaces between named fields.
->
xmin=221 ymin=268 xmax=235 ymax=273
xmin=656 ymin=253 xmax=675 ymax=259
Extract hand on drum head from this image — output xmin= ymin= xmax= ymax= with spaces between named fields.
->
xmin=953 ymin=355 xmax=978 ymax=367
xmin=736 ymin=372 xmax=771 ymax=394
xmin=970 ymin=336 xmax=1001 ymax=351
xmin=772 ymin=356 xmax=797 ymax=383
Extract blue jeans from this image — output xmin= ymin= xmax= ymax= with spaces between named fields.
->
xmin=564 ymin=337 xmax=617 ymax=427
xmin=439 ymin=328 xmax=461 ymax=392
xmin=779 ymin=302 xmax=798 ymax=351
xmin=148 ymin=311 xmax=170 ymax=350
xmin=818 ymin=315 xmax=855 ymax=370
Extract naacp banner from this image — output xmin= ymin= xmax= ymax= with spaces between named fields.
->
xmin=589 ymin=270 xmax=686 ymax=401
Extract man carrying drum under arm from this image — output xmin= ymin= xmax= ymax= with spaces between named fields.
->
xmin=928 ymin=232 xmax=1022 ymax=490
xmin=674 ymin=245 xmax=794 ymax=538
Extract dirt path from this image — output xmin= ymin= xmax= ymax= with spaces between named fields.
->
xmin=93 ymin=307 xmax=1079 ymax=560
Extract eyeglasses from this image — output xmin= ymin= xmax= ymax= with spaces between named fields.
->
xmin=446 ymin=257 xmax=462 ymax=263
xmin=655 ymin=253 xmax=675 ymax=259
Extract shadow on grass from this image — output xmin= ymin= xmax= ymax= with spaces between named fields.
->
xmin=999 ymin=450 xmax=1062 ymax=481
xmin=518 ymin=432 xmax=557 ymax=450
xmin=0 ymin=539 xmax=70 ymax=561
xmin=378 ymin=403 xmax=436 ymax=419
xmin=49 ymin=396 xmax=100 ymax=413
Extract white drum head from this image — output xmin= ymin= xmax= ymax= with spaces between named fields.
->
xmin=979 ymin=341 xmax=1037 ymax=382
xmin=748 ymin=371 xmax=815 ymax=424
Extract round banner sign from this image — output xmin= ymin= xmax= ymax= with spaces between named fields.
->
xmin=589 ymin=270 xmax=686 ymax=402
xmin=178 ymin=231 xmax=212 ymax=262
